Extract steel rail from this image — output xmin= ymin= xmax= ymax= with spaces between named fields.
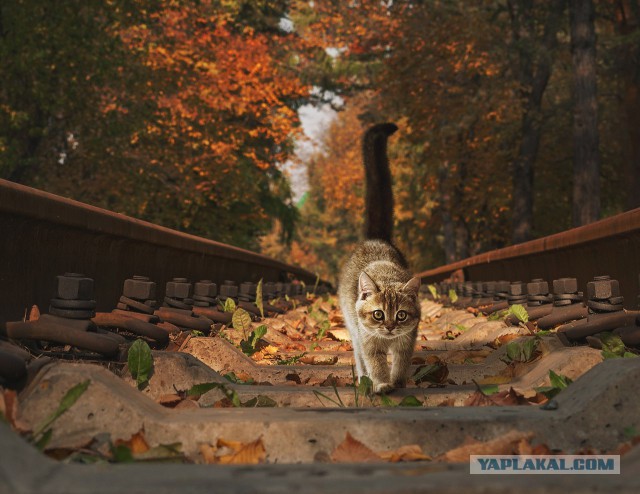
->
xmin=416 ymin=207 xmax=640 ymax=309
xmin=0 ymin=179 xmax=323 ymax=322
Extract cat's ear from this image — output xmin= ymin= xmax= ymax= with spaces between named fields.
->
xmin=359 ymin=272 xmax=378 ymax=300
xmin=402 ymin=277 xmax=421 ymax=295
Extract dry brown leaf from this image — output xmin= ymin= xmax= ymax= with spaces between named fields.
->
xmin=439 ymin=430 xmax=534 ymax=462
xmin=263 ymin=345 xmax=279 ymax=355
xmin=199 ymin=443 xmax=217 ymax=464
xmin=157 ymin=394 xmax=183 ymax=408
xmin=250 ymin=351 xmax=265 ymax=362
xmin=236 ymin=371 xmax=254 ymax=382
xmin=437 ymin=398 xmax=457 ymax=407
xmin=28 ymin=305 xmax=40 ymax=321
xmin=379 ymin=444 xmax=431 ymax=462
xmin=115 ymin=430 xmax=150 ymax=455
xmin=213 ymin=398 xmax=235 ymax=408
xmin=300 ymin=355 xmax=338 ymax=365
xmin=215 ymin=437 xmax=266 ymax=465
xmin=463 ymin=391 xmax=497 ymax=407
xmin=331 ymin=432 xmax=382 ymax=463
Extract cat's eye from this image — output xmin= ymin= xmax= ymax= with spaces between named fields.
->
xmin=372 ymin=310 xmax=384 ymax=321
xmin=396 ymin=310 xmax=408 ymax=322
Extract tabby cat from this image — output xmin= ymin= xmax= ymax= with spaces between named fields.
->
xmin=337 ymin=123 xmax=421 ymax=394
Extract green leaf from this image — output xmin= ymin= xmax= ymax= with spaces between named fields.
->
xmin=521 ymin=338 xmax=538 ymax=362
xmin=187 ymin=382 xmax=240 ymax=407
xmin=111 ymin=444 xmax=135 ymax=463
xmin=223 ymin=298 xmax=236 ymax=313
xmin=448 ymin=289 xmax=458 ymax=304
xmin=505 ymin=341 xmax=520 ymax=362
xmin=317 ymin=320 xmax=330 ymax=340
xmin=398 ymin=395 xmax=423 ymax=407
xmin=251 ymin=325 xmax=267 ymax=347
xmin=191 ymin=330 xmax=204 ymax=337
xmin=128 ymin=339 xmax=153 ymax=390
xmin=379 ymin=394 xmax=396 ymax=407
xmin=232 ymin=308 xmax=252 ymax=334
xmin=453 ymin=323 xmax=467 ymax=332
xmin=508 ymin=304 xmax=529 ymax=323
xmin=427 ymin=284 xmax=438 ymax=299
xmin=548 ymin=369 xmax=572 ymax=389
xmin=623 ymin=352 xmax=638 ymax=358
xmin=242 ymin=395 xmax=277 ymax=407
xmin=255 ymin=279 xmax=264 ymax=318
xmin=33 ymin=379 xmax=91 ymax=438
xmin=479 ymin=384 xmax=499 ymax=395
xmin=35 ymin=428 xmax=53 ymax=451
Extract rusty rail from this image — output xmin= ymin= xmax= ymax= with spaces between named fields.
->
xmin=0 ymin=179 xmax=324 ymax=322
xmin=416 ymin=208 xmax=640 ymax=309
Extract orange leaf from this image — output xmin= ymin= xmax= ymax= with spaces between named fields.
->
xmin=439 ymin=430 xmax=534 ymax=462
xmin=379 ymin=444 xmax=432 ymax=462
xmin=216 ymin=437 xmax=266 ymax=464
xmin=331 ymin=432 xmax=382 ymax=463
xmin=115 ymin=430 xmax=150 ymax=455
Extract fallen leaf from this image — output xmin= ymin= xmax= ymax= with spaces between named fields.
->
xmin=439 ymin=430 xmax=534 ymax=462
xmin=157 ymin=394 xmax=183 ymax=408
xmin=285 ymin=373 xmax=301 ymax=384
xmin=379 ymin=444 xmax=431 ymax=462
xmin=263 ymin=345 xmax=279 ymax=355
xmin=464 ymin=387 xmax=532 ymax=407
xmin=215 ymin=437 xmax=266 ymax=464
xmin=331 ymin=432 xmax=382 ymax=463
xmin=250 ymin=351 xmax=265 ymax=362
xmin=28 ymin=305 xmax=40 ymax=321
xmin=299 ymin=355 xmax=338 ymax=365
xmin=115 ymin=430 xmax=150 ymax=455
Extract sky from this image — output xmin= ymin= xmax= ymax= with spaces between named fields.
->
xmin=281 ymin=102 xmax=337 ymax=202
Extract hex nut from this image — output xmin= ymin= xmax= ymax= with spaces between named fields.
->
xmin=553 ymin=278 xmax=578 ymax=295
xmin=509 ymin=282 xmax=527 ymax=296
xmin=56 ymin=273 xmax=94 ymax=300
xmin=495 ymin=281 xmax=510 ymax=293
xmin=219 ymin=284 xmax=238 ymax=299
xmin=587 ymin=277 xmax=620 ymax=300
xmin=527 ymin=280 xmax=549 ymax=296
xmin=123 ymin=277 xmax=156 ymax=300
xmin=240 ymin=282 xmax=257 ymax=296
xmin=166 ymin=279 xmax=191 ymax=299
xmin=194 ymin=281 xmax=217 ymax=298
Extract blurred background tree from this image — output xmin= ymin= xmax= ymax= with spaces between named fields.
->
xmin=2 ymin=0 xmax=639 ymax=282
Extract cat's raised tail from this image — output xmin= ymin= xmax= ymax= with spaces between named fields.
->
xmin=363 ymin=122 xmax=398 ymax=243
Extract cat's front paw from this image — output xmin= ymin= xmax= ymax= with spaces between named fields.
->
xmin=374 ymin=382 xmax=394 ymax=394
xmin=392 ymin=379 xmax=407 ymax=389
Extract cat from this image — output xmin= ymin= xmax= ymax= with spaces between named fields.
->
xmin=337 ymin=123 xmax=421 ymax=395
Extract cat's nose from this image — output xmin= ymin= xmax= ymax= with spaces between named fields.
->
xmin=385 ymin=325 xmax=394 ymax=333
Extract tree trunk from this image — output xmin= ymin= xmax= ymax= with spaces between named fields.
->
xmin=615 ymin=0 xmax=640 ymax=210
xmin=570 ymin=0 xmax=600 ymax=226
xmin=508 ymin=0 xmax=566 ymax=244
xmin=438 ymin=162 xmax=457 ymax=264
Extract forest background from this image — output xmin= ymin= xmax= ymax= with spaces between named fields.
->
xmin=2 ymin=0 xmax=639 ymax=283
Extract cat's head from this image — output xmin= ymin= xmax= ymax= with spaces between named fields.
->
xmin=355 ymin=271 xmax=421 ymax=339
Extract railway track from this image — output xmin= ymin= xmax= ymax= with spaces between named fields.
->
xmin=1 ymin=181 xmax=640 ymax=493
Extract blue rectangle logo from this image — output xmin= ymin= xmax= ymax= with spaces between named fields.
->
xmin=470 ymin=455 xmax=620 ymax=474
